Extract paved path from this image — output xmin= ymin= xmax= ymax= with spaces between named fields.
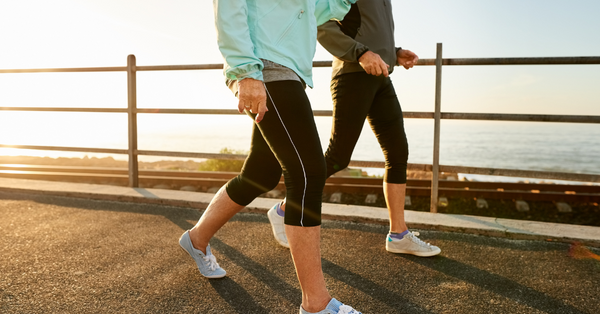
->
xmin=1 ymin=190 xmax=599 ymax=314
xmin=1 ymin=178 xmax=599 ymax=247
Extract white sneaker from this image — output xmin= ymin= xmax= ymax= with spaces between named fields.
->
xmin=386 ymin=231 xmax=441 ymax=257
xmin=267 ymin=201 xmax=289 ymax=248
xmin=299 ymin=298 xmax=362 ymax=314
xmin=179 ymin=230 xmax=226 ymax=278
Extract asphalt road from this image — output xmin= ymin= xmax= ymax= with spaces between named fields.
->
xmin=1 ymin=191 xmax=599 ymax=314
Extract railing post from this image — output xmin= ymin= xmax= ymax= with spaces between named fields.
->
xmin=127 ymin=54 xmax=139 ymax=187
xmin=430 ymin=43 xmax=443 ymax=213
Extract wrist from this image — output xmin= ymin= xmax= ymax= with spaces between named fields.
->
xmin=239 ymin=77 xmax=262 ymax=86
xmin=357 ymin=47 xmax=370 ymax=62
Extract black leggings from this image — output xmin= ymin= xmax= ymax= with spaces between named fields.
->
xmin=325 ymin=72 xmax=409 ymax=183
xmin=225 ymin=80 xmax=326 ymax=227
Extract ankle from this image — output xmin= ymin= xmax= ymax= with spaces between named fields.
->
xmin=389 ymin=225 xmax=408 ymax=234
xmin=389 ymin=229 xmax=410 ymax=241
xmin=302 ymin=296 xmax=331 ymax=313
xmin=188 ymin=229 xmax=207 ymax=254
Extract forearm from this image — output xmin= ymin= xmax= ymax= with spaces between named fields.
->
xmin=317 ymin=20 xmax=368 ymax=62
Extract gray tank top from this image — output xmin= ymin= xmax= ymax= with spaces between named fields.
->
xmin=227 ymin=59 xmax=305 ymax=96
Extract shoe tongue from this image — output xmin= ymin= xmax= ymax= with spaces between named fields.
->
xmin=205 ymin=245 xmax=212 ymax=256
xmin=276 ymin=202 xmax=285 ymax=216
xmin=325 ymin=298 xmax=343 ymax=312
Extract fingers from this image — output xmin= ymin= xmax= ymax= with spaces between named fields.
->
xmin=360 ymin=53 xmax=389 ymax=76
xmin=237 ymin=78 xmax=267 ymax=123
xmin=254 ymin=100 xmax=268 ymax=123
xmin=238 ymin=101 xmax=256 ymax=114
xmin=366 ymin=61 xmax=389 ymax=76
xmin=402 ymin=56 xmax=415 ymax=69
xmin=400 ymin=50 xmax=419 ymax=70
xmin=359 ymin=51 xmax=390 ymax=77
xmin=373 ymin=64 xmax=382 ymax=76
xmin=237 ymin=100 xmax=247 ymax=113
xmin=367 ymin=65 xmax=381 ymax=76
xmin=401 ymin=58 xmax=415 ymax=69
xmin=238 ymin=97 xmax=268 ymax=122
xmin=381 ymin=61 xmax=390 ymax=77
xmin=375 ymin=58 xmax=389 ymax=77
xmin=408 ymin=53 xmax=419 ymax=69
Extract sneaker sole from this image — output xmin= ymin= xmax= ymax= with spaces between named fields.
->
xmin=386 ymin=246 xmax=441 ymax=257
xmin=267 ymin=210 xmax=290 ymax=249
xmin=178 ymin=235 xmax=227 ymax=279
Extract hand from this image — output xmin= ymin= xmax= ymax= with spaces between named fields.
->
xmin=397 ymin=49 xmax=419 ymax=70
xmin=238 ymin=78 xmax=268 ymax=123
xmin=358 ymin=51 xmax=389 ymax=77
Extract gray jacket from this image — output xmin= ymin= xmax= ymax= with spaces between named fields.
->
xmin=317 ymin=0 xmax=400 ymax=78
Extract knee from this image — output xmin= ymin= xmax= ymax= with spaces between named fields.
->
xmin=325 ymin=153 xmax=351 ymax=176
xmin=230 ymin=168 xmax=282 ymax=197
xmin=384 ymin=151 xmax=408 ymax=184
xmin=382 ymin=134 xmax=409 ymax=162
xmin=307 ymin=157 xmax=327 ymax=183
xmin=244 ymin=168 xmax=282 ymax=191
xmin=383 ymin=150 xmax=408 ymax=173
xmin=285 ymin=158 xmax=327 ymax=189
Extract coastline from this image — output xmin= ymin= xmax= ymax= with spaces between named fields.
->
xmin=0 ymin=155 xmax=456 ymax=180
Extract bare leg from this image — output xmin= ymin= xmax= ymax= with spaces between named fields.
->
xmin=383 ymin=182 xmax=408 ymax=233
xmin=286 ymin=225 xmax=331 ymax=312
xmin=189 ymin=186 xmax=245 ymax=254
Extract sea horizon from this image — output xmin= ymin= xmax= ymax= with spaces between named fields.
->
xmin=1 ymin=67 xmax=598 ymax=186
xmin=1 ymin=115 xmax=598 ymax=185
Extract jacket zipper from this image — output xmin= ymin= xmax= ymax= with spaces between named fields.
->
xmin=276 ymin=9 xmax=304 ymax=46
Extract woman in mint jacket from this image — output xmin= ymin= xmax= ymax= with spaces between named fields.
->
xmin=179 ymin=1 xmax=363 ymax=313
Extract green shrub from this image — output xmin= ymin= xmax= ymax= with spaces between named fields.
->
xmin=197 ymin=148 xmax=247 ymax=172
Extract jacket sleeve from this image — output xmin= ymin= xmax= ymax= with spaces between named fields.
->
xmin=213 ymin=0 xmax=263 ymax=82
xmin=317 ymin=20 xmax=369 ymax=62
xmin=314 ymin=0 xmax=357 ymax=26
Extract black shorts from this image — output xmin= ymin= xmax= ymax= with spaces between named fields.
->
xmin=325 ymin=71 xmax=409 ymax=183
xmin=226 ymin=80 xmax=327 ymax=227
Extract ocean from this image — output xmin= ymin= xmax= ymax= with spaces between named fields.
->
xmin=1 ymin=110 xmax=599 ymax=184
xmin=0 ymin=70 xmax=598 ymax=184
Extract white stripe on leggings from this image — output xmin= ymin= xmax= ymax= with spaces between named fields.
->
xmin=264 ymin=83 xmax=307 ymax=226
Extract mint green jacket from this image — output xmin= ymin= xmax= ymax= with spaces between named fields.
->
xmin=213 ymin=0 xmax=356 ymax=88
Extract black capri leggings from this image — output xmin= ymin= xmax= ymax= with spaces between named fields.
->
xmin=225 ymin=80 xmax=326 ymax=227
xmin=325 ymin=71 xmax=409 ymax=183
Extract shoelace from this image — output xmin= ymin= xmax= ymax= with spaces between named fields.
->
xmin=338 ymin=304 xmax=360 ymax=314
xmin=408 ymin=232 xmax=434 ymax=248
xmin=202 ymin=254 xmax=220 ymax=271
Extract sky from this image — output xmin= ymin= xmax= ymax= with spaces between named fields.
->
xmin=0 ymin=0 xmax=599 ymax=163
xmin=1 ymin=0 xmax=598 ymax=114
